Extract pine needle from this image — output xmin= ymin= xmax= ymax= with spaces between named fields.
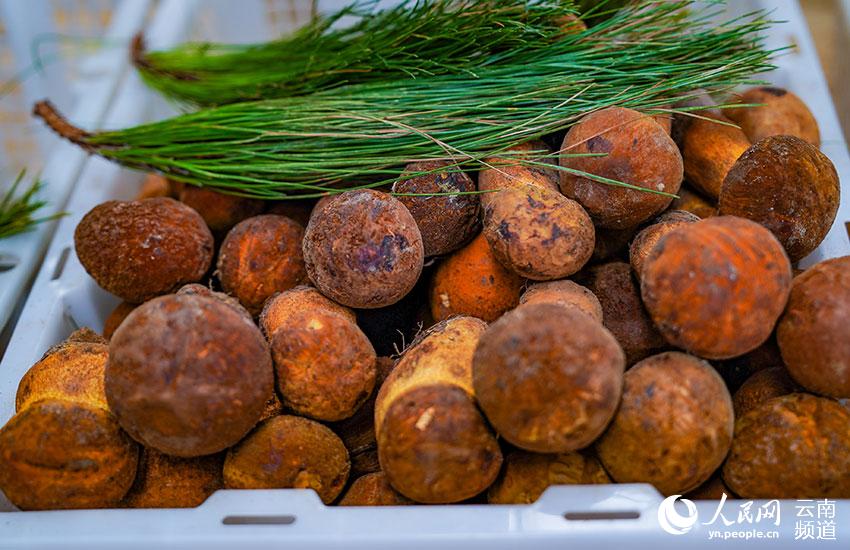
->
xmin=133 ymin=0 xmax=584 ymax=107
xmin=35 ymin=1 xmax=777 ymax=200
xmin=0 ymin=171 xmax=64 ymax=239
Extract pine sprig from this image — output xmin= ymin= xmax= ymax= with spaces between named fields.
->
xmin=133 ymin=0 xmax=584 ymax=107
xmin=35 ymin=1 xmax=777 ymax=199
xmin=0 ymin=171 xmax=64 ymax=239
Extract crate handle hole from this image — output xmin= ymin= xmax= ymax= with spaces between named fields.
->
xmin=51 ymin=247 xmax=71 ymax=281
xmin=222 ymin=515 xmax=296 ymax=526
xmin=0 ymin=253 xmax=19 ymax=273
xmin=564 ymin=511 xmax=641 ymax=521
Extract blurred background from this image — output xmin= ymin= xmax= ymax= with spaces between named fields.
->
xmin=0 ymin=0 xmax=319 ymax=184
xmin=801 ymin=0 xmax=850 ymax=139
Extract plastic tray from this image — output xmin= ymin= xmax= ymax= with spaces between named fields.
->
xmin=0 ymin=1 xmax=848 ymax=548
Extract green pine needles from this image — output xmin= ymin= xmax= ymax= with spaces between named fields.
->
xmin=36 ymin=1 xmax=776 ymax=199
xmin=132 ymin=0 xmax=586 ymax=106
xmin=0 ymin=171 xmax=63 ymax=240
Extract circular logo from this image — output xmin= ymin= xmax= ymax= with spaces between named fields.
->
xmin=658 ymin=495 xmax=698 ymax=535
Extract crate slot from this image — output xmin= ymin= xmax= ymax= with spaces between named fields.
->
xmin=563 ymin=511 xmax=641 ymax=521
xmin=50 ymin=247 xmax=71 ymax=281
xmin=0 ymin=254 xmax=19 ymax=273
xmin=222 ymin=515 xmax=297 ymax=526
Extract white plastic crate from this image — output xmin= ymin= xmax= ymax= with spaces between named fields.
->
xmin=0 ymin=1 xmax=849 ymax=548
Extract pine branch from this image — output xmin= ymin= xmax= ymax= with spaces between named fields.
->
xmin=133 ymin=0 xmax=584 ymax=107
xmin=0 ymin=171 xmax=64 ymax=240
xmin=35 ymin=1 xmax=777 ymax=199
